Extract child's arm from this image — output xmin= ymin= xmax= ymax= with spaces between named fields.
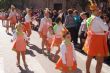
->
xmin=38 ymin=19 xmax=44 ymax=37
xmin=11 ymin=31 xmax=17 ymax=42
xmin=38 ymin=18 xmax=44 ymax=32
xmin=60 ymin=44 xmax=66 ymax=65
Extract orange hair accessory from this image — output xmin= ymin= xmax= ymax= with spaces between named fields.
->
xmin=62 ymin=27 xmax=69 ymax=37
xmin=89 ymin=0 xmax=97 ymax=11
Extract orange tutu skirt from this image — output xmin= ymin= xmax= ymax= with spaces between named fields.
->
xmin=83 ymin=32 xmax=109 ymax=57
xmin=22 ymin=25 xmax=27 ymax=33
xmin=12 ymin=35 xmax=26 ymax=52
xmin=41 ymin=34 xmax=47 ymax=41
xmin=51 ymin=37 xmax=62 ymax=47
xmin=10 ymin=20 xmax=17 ymax=25
xmin=56 ymin=58 xmax=77 ymax=72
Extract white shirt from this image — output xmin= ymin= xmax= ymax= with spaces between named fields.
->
xmin=38 ymin=17 xmax=46 ymax=32
xmin=91 ymin=16 xmax=108 ymax=35
xmin=25 ymin=14 xmax=32 ymax=22
xmin=47 ymin=32 xmax=54 ymax=39
xmin=60 ymin=42 xmax=76 ymax=64
xmin=80 ymin=19 xmax=87 ymax=31
xmin=38 ymin=17 xmax=52 ymax=32
xmin=9 ymin=11 xmax=18 ymax=18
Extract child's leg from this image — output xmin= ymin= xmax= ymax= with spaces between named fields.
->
xmin=21 ymin=51 xmax=27 ymax=66
xmin=11 ymin=24 xmax=15 ymax=33
xmin=55 ymin=46 xmax=60 ymax=55
xmin=68 ymin=71 xmax=73 ymax=73
xmin=42 ymin=40 xmax=45 ymax=53
xmin=46 ymin=42 xmax=51 ymax=55
xmin=11 ymin=24 xmax=13 ymax=33
xmin=2 ymin=20 xmax=4 ymax=26
xmin=47 ymin=47 xmax=51 ymax=56
xmin=42 ymin=36 xmax=47 ymax=53
xmin=80 ymin=37 xmax=83 ymax=48
xmin=96 ymin=56 xmax=104 ymax=73
xmin=17 ymin=52 xmax=20 ymax=66
xmin=86 ymin=56 xmax=93 ymax=73
xmin=52 ymin=46 xmax=60 ymax=60
xmin=6 ymin=20 xmax=9 ymax=33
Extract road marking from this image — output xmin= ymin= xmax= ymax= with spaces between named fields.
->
xmin=0 ymin=57 xmax=5 ymax=73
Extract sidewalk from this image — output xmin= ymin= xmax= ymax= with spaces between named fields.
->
xmin=0 ymin=57 xmax=5 ymax=73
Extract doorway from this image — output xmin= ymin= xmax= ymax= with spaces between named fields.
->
xmin=54 ymin=3 xmax=62 ymax=11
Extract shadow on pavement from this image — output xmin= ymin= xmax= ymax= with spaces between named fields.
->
xmin=7 ymin=32 xmax=13 ymax=36
xmin=28 ymin=44 xmax=60 ymax=63
xmin=26 ymin=49 xmax=36 ymax=57
xmin=74 ymin=68 xmax=83 ymax=73
xmin=48 ymin=53 xmax=60 ymax=63
xmin=28 ymin=44 xmax=42 ymax=54
xmin=18 ymin=66 xmax=34 ymax=73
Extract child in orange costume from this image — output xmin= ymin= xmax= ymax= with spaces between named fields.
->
xmin=56 ymin=32 xmax=77 ymax=73
xmin=46 ymin=26 xmax=55 ymax=55
xmin=1 ymin=11 xmax=6 ymax=27
xmin=83 ymin=1 xmax=109 ymax=73
xmin=24 ymin=9 xmax=32 ymax=37
xmin=11 ymin=23 xmax=29 ymax=67
xmin=8 ymin=7 xmax=18 ymax=33
xmin=38 ymin=9 xmax=52 ymax=53
xmin=51 ymin=17 xmax=65 ymax=60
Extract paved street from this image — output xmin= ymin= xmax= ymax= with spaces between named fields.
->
xmin=0 ymin=20 xmax=110 ymax=73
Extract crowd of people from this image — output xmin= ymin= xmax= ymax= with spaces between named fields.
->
xmin=0 ymin=0 xmax=110 ymax=73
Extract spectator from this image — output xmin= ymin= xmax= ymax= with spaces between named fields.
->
xmin=73 ymin=10 xmax=81 ymax=45
xmin=52 ymin=10 xmax=58 ymax=22
xmin=102 ymin=13 xmax=110 ymax=53
xmin=64 ymin=9 xmax=76 ymax=45
xmin=79 ymin=12 xmax=90 ymax=49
